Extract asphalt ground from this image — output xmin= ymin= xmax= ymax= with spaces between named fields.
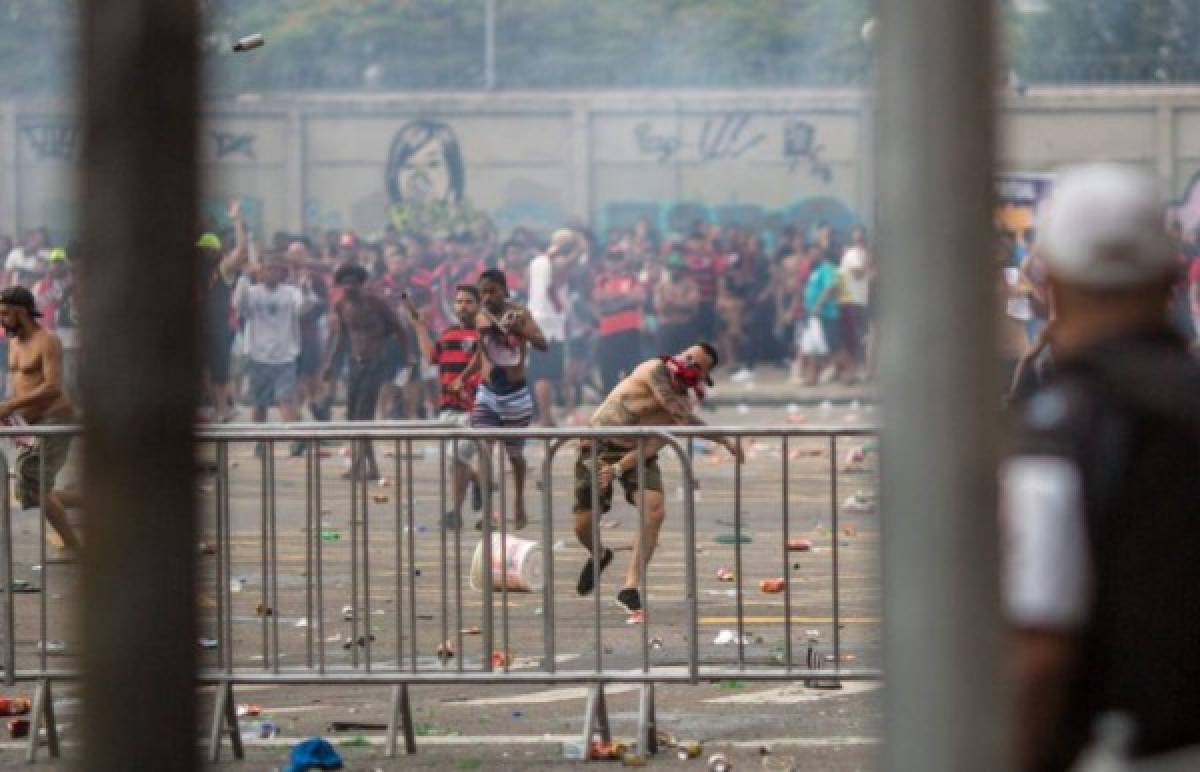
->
xmin=0 ymin=401 xmax=882 ymax=770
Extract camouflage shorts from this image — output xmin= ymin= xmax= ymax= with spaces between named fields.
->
xmin=16 ymin=432 xmax=71 ymax=509
xmin=572 ymin=442 xmax=663 ymax=515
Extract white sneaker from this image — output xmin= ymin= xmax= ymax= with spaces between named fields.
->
xmin=730 ymin=368 xmax=755 ymax=383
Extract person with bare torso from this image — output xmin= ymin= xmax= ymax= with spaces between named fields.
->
xmin=0 ymin=286 xmax=81 ymax=551
xmin=452 ymin=269 xmax=547 ymax=530
xmin=573 ymin=342 xmax=742 ymax=613
xmin=323 ymin=262 xmax=409 ymax=480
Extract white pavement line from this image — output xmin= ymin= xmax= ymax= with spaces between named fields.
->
xmin=705 ymin=681 xmax=882 ymax=705
xmin=445 ymin=683 xmax=641 ymax=706
xmin=728 ymin=736 xmax=881 ymax=749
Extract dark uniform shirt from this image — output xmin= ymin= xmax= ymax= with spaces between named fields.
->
xmin=1005 ymin=327 xmax=1200 ymax=770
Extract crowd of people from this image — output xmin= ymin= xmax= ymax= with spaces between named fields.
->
xmin=186 ymin=206 xmax=884 ymax=435
xmin=8 ymin=199 xmax=1200 ymax=424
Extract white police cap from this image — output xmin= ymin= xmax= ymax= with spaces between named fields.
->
xmin=1038 ymin=164 xmax=1175 ymax=289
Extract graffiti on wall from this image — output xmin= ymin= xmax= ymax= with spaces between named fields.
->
xmin=632 ymin=112 xmax=831 ymax=181
xmin=634 ymin=122 xmax=683 ymax=163
xmin=698 ymin=113 xmax=766 ymax=161
xmin=782 ymin=118 xmax=832 ymax=182
xmin=385 ymin=119 xmax=465 ymax=207
xmin=211 ymin=131 xmax=257 ymax=160
xmin=19 ymin=122 xmax=81 ymax=162
xmin=602 ymin=196 xmax=861 ymax=249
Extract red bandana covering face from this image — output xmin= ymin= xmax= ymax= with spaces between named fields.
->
xmin=659 ymin=355 xmax=710 ymax=400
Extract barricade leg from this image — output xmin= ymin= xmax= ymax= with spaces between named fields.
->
xmin=384 ymin=684 xmax=416 ymax=757
xmin=580 ymin=683 xmax=611 ymax=756
xmin=25 ymin=677 xmax=59 ymax=762
xmin=637 ymin=683 xmax=657 ymax=756
xmin=207 ymin=681 xmax=244 ymax=762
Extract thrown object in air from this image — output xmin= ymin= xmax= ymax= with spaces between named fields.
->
xmin=232 ymin=33 xmax=265 ymax=52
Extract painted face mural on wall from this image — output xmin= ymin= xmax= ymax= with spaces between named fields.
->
xmin=384 ymin=119 xmax=465 ymax=207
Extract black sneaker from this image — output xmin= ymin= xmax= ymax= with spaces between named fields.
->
xmin=469 ymin=479 xmax=483 ymax=512
xmin=576 ymin=547 xmax=613 ymax=596
xmin=616 ymin=587 xmax=642 ymax=614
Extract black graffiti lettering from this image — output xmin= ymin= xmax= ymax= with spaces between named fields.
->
xmin=782 ymin=118 xmax=832 ymax=182
xmin=213 ymin=132 xmax=257 ymax=160
xmin=19 ymin=124 xmax=81 ymax=162
xmin=634 ymin=122 xmax=683 ymax=163
xmin=697 ymin=113 xmax=765 ymax=162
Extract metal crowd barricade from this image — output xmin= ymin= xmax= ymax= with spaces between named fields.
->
xmin=0 ymin=421 xmax=881 ymax=763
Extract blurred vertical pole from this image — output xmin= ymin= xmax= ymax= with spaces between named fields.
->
xmin=876 ymin=0 xmax=1007 ymax=770
xmin=484 ymin=0 xmax=497 ymax=90
xmin=78 ymin=1 xmax=199 ymax=769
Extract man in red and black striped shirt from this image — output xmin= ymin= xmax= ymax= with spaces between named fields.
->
xmin=412 ymin=283 xmax=483 ymax=528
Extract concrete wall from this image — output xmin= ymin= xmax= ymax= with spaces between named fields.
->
xmin=2 ymin=86 xmax=1200 ymax=244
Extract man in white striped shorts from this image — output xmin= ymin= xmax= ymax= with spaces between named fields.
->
xmin=449 ymin=269 xmax=547 ymax=530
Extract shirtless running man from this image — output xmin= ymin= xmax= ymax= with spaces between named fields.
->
xmin=451 ymin=269 xmax=547 ymax=530
xmin=323 ymin=262 xmax=410 ymax=480
xmin=574 ymin=342 xmax=742 ymax=613
xmin=0 ymin=286 xmax=81 ymax=551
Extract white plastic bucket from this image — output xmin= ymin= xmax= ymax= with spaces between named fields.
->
xmin=470 ymin=533 xmax=544 ymax=592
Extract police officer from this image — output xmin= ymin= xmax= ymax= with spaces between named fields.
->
xmin=1003 ymin=165 xmax=1200 ymax=770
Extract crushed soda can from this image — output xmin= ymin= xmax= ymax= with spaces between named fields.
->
xmin=759 ymin=578 xmax=785 ymax=593
xmin=590 ymin=740 xmax=626 ymax=760
xmin=490 ymin=650 xmax=510 ymax=668
xmin=713 ymin=630 xmax=752 ymax=646
xmin=341 ymin=605 xmax=354 ymax=621
xmin=708 ymin=751 xmax=733 ymax=771
xmin=676 ymin=741 xmax=703 ymax=759
xmin=232 ymin=32 xmax=265 ymax=52
xmin=715 ymin=567 xmax=736 ymax=582
xmin=6 ymin=719 xmax=28 ymax=738
xmin=843 ymin=493 xmax=875 ymax=514
xmin=786 ymin=538 xmax=812 ymax=552
xmin=371 ymin=494 xmax=389 ymax=504
xmin=622 ymin=752 xmax=648 ymax=766
xmin=236 ymin=703 xmax=261 ymax=718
